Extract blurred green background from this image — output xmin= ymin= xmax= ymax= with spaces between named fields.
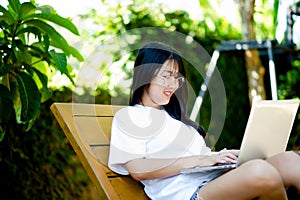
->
xmin=0 ymin=0 xmax=300 ymax=199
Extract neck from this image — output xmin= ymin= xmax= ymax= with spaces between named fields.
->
xmin=140 ymin=90 xmax=161 ymax=109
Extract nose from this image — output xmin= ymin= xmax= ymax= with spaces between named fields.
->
xmin=165 ymin=77 xmax=178 ymax=88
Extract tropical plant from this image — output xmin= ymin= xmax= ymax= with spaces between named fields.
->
xmin=0 ymin=0 xmax=83 ymax=141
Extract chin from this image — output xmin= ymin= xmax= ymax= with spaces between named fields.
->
xmin=160 ymin=100 xmax=170 ymax=105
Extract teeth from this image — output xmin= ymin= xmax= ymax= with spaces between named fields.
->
xmin=164 ymin=91 xmax=171 ymax=95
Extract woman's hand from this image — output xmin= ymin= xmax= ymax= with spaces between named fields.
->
xmin=216 ymin=149 xmax=240 ymax=164
xmin=195 ymin=149 xmax=239 ymax=167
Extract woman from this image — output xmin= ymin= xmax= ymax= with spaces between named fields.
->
xmin=108 ymin=41 xmax=300 ymax=199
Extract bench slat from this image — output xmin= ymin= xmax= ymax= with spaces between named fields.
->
xmin=74 ymin=116 xmax=111 ymax=145
xmin=50 ymin=103 xmax=148 ymax=199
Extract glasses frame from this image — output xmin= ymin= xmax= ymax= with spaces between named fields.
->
xmin=153 ymin=73 xmax=185 ymax=89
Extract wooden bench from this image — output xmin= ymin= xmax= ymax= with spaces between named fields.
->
xmin=50 ymin=103 xmax=149 ymax=200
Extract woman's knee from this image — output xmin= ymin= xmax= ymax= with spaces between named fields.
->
xmin=269 ymin=151 xmax=299 ymax=164
xmin=242 ymin=159 xmax=283 ymax=189
xmin=267 ymin=151 xmax=300 ymax=188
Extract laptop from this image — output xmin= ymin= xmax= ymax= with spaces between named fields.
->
xmin=180 ymin=99 xmax=299 ymax=174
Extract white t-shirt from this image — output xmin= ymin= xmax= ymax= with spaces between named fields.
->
xmin=108 ymin=105 xmax=224 ymax=200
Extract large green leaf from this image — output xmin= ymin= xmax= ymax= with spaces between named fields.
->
xmin=14 ymin=47 xmax=32 ymax=68
xmin=19 ymin=2 xmax=36 ymax=20
xmin=48 ymin=49 xmax=74 ymax=84
xmin=7 ymin=0 xmax=21 ymax=19
xmin=68 ymin=45 xmax=84 ymax=62
xmin=8 ymin=0 xmax=21 ymax=11
xmin=24 ymin=19 xmax=69 ymax=45
xmin=29 ymin=67 xmax=52 ymax=102
xmin=49 ymin=49 xmax=67 ymax=73
xmin=37 ymin=4 xmax=56 ymax=14
xmin=28 ymin=13 xmax=79 ymax=35
xmin=43 ymin=34 xmax=50 ymax=52
xmin=8 ymin=73 xmax=21 ymax=122
xmin=16 ymin=26 xmax=42 ymax=40
xmin=0 ymin=5 xmax=14 ymax=24
xmin=27 ymin=46 xmax=45 ymax=58
xmin=0 ymin=63 xmax=12 ymax=76
xmin=16 ymin=71 xmax=41 ymax=122
xmin=51 ymin=40 xmax=84 ymax=62
xmin=24 ymin=19 xmax=83 ymax=61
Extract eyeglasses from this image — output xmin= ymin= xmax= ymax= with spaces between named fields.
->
xmin=152 ymin=74 xmax=185 ymax=89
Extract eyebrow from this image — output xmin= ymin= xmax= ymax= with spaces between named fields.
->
xmin=161 ymin=70 xmax=179 ymax=76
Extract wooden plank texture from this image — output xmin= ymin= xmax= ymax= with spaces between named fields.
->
xmin=50 ymin=103 xmax=148 ymax=199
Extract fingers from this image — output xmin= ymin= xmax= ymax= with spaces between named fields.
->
xmin=218 ymin=149 xmax=239 ymax=164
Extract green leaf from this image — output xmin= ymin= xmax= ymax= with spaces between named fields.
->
xmin=24 ymin=19 xmax=69 ymax=45
xmin=30 ymin=67 xmax=52 ymax=102
xmin=8 ymin=0 xmax=21 ymax=15
xmin=0 ymin=63 xmax=12 ymax=76
xmin=37 ymin=5 xmax=56 ymax=15
xmin=0 ymin=84 xmax=13 ymax=124
xmin=49 ymin=49 xmax=67 ymax=72
xmin=51 ymin=41 xmax=84 ymax=62
xmin=29 ymin=13 xmax=79 ymax=35
xmin=23 ymin=118 xmax=36 ymax=132
xmin=64 ymin=45 xmax=84 ymax=62
xmin=16 ymin=26 xmax=39 ymax=35
xmin=14 ymin=39 xmax=25 ymax=51
xmin=199 ymin=0 xmax=214 ymax=10
xmin=14 ymin=48 xmax=32 ymax=67
xmin=43 ymin=34 xmax=50 ymax=51
xmin=16 ymin=26 xmax=42 ymax=39
xmin=24 ymin=19 xmax=83 ymax=61
xmin=0 ymin=5 xmax=14 ymax=23
xmin=16 ymin=71 xmax=41 ymax=122
xmin=49 ymin=50 xmax=75 ymax=84
xmin=0 ymin=128 xmax=4 ymax=142
xmin=0 ymin=17 xmax=9 ymax=27
xmin=20 ymin=19 xmax=84 ymax=61
xmin=8 ymin=73 xmax=21 ymax=122
xmin=28 ymin=43 xmax=47 ymax=58
xmin=19 ymin=2 xmax=36 ymax=20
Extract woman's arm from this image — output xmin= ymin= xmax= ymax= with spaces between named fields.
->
xmin=125 ymin=150 xmax=239 ymax=181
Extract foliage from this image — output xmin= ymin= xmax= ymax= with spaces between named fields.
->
xmin=278 ymin=58 xmax=300 ymax=100
xmin=253 ymin=0 xmax=280 ymax=40
xmin=78 ymin=0 xmax=241 ymax=97
xmin=0 ymin=87 xmax=99 ymax=199
xmin=0 ymin=0 xmax=83 ymax=141
xmin=278 ymin=53 xmax=300 ymax=149
xmin=207 ymin=51 xmax=250 ymax=149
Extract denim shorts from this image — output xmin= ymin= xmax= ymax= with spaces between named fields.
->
xmin=190 ymin=181 xmax=207 ymax=200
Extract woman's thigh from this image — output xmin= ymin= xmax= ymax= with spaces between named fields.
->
xmin=198 ymin=159 xmax=287 ymax=200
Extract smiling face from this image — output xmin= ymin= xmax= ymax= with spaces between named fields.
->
xmin=140 ymin=59 xmax=182 ymax=109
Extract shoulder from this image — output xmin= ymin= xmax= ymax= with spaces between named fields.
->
xmin=114 ymin=105 xmax=146 ymax=121
xmin=113 ymin=105 xmax=171 ymax=137
xmin=113 ymin=105 xmax=151 ymax=130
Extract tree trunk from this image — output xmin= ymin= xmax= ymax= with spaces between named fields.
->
xmin=238 ymin=0 xmax=266 ymax=105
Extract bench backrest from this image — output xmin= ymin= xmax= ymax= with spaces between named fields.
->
xmin=50 ymin=103 xmax=148 ymax=200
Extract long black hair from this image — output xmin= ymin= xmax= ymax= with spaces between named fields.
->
xmin=129 ymin=41 xmax=206 ymax=137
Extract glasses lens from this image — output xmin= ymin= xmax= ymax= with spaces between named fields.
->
xmin=153 ymin=76 xmax=185 ymax=88
xmin=176 ymin=77 xmax=185 ymax=88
